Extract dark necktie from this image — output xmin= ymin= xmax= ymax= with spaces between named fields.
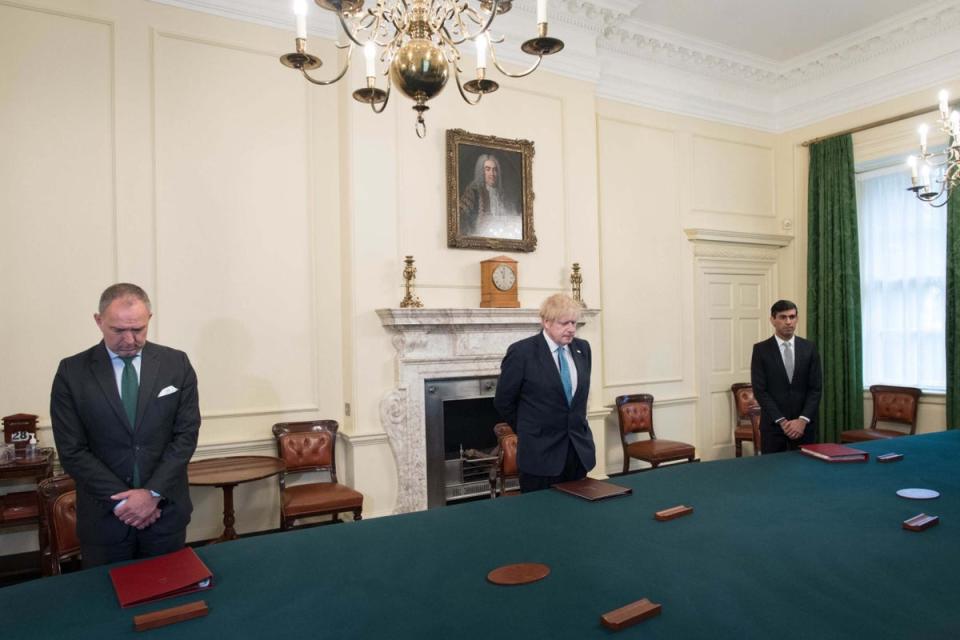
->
xmin=120 ymin=356 xmax=139 ymax=428
xmin=121 ymin=356 xmax=140 ymax=488
xmin=557 ymin=347 xmax=573 ymax=406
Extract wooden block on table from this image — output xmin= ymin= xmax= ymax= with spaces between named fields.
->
xmin=600 ymin=598 xmax=662 ymax=631
xmin=133 ymin=600 xmax=209 ymax=632
xmin=654 ymin=505 xmax=693 ymax=521
xmin=902 ymin=514 xmax=939 ymax=532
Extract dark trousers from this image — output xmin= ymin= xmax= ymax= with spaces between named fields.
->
xmin=760 ymin=425 xmax=816 ymax=454
xmin=81 ymin=526 xmax=186 ymax=569
xmin=519 ymin=440 xmax=587 ymax=493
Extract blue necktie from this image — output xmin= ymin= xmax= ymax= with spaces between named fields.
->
xmin=557 ymin=347 xmax=573 ymax=406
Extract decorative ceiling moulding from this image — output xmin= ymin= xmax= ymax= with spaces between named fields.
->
xmin=154 ymin=0 xmax=960 ymax=133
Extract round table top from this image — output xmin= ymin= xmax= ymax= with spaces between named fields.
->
xmin=188 ymin=455 xmax=285 ymax=486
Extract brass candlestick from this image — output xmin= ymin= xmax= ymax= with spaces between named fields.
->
xmin=570 ymin=262 xmax=586 ymax=308
xmin=400 ymin=255 xmax=424 ymax=308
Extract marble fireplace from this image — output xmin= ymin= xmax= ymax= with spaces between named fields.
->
xmin=377 ymin=307 xmax=598 ymax=513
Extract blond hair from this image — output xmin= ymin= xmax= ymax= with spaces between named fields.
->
xmin=539 ymin=293 xmax=581 ymax=323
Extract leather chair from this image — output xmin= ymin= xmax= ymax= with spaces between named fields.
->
xmin=272 ymin=420 xmax=363 ymax=529
xmin=748 ymin=405 xmax=762 ymax=455
xmin=840 ymin=385 xmax=922 ymax=443
xmin=731 ymin=383 xmax=760 ymax=457
xmin=37 ymin=475 xmax=80 ymax=576
xmin=489 ymin=423 xmax=519 ymax=498
xmin=615 ymin=394 xmax=696 ymax=472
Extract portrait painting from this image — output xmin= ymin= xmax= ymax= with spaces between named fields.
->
xmin=446 ymin=129 xmax=536 ymax=252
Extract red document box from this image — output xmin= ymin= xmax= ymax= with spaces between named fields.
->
xmin=800 ymin=443 xmax=868 ymax=463
xmin=110 ymin=547 xmax=213 ymax=608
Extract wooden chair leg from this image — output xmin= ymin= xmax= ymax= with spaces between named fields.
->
xmin=622 ymin=457 xmax=630 ymax=474
xmin=735 ymin=439 xmax=742 ymax=458
xmin=353 ymin=509 xmax=362 ymax=521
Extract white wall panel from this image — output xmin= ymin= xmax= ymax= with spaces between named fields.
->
xmin=692 ymin=135 xmax=775 ymax=217
xmin=598 ymin=118 xmax=684 ymax=386
xmin=0 ymin=4 xmax=115 ymax=419
xmin=153 ymin=32 xmax=319 ymax=417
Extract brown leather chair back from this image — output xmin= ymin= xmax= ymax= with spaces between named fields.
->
xmin=490 ymin=426 xmax=519 ymax=498
xmin=273 ymin=420 xmax=339 ymax=481
xmin=615 ymin=394 xmax=656 ymax=438
xmin=731 ymin=383 xmax=758 ymax=427
xmin=870 ymin=385 xmax=921 ymax=433
xmin=38 ymin=475 xmax=79 ymax=575
xmin=499 ymin=434 xmax=518 ymax=477
xmin=493 ymin=422 xmax=515 ymax=439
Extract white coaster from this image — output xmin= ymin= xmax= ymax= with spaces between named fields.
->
xmin=896 ymin=488 xmax=940 ymax=500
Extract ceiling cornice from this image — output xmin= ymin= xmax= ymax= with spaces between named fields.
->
xmin=150 ymin=0 xmax=960 ymax=132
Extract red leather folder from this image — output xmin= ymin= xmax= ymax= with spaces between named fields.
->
xmin=800 ymin=443 xmax=868 ymax=463
xmin=552 ymin=478 xmax=633 ymax=501
xmin=109 ymin=547 xmax=213 ymax=608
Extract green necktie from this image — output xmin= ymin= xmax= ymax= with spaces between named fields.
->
xmin=120 ymin=356 xmax=139 ymax=427
xmin=120 ymin=356 xmax=140 ymax=488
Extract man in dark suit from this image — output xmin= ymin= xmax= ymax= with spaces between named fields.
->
xmin=51 ymin=283 xmax=201 ymax=567
xmin=750 ymin=299 xmax=822 ymax=454
xmin=494 ymin=293 xmax=596 ymax=492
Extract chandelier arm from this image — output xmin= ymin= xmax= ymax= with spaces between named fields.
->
xmin=438 ymin=27 xmax=465 ymax=60
xmin=475 ymin=0 xmax=499 ymax=37
xmin=490 ymin=43 xmax=542 ymax=78
xmin=442 ymin=0 xmax=500 ymax=45
xmin=369 ymin=77 xmax=392 ymax=114
xmin=336 ymin=10 xmax=368 ymax=46
xmin=301 ymin=46 xmax=354 ymax=86
xmin=453 ymin=67 xmax=483 ymax=106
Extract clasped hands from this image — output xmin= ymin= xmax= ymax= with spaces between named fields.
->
xmin=111 ymin=489 xmax=162 ymax=530
xmin=780 ymin=418 xmax=807 ymax=440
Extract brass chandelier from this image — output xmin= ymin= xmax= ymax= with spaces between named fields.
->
xmin=280 ymin=0 xmax=563 ymax=138
xmin=908 ymin=90 xmax=960 ymax=207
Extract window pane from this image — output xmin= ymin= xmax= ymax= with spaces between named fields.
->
xmin=856 ymin=167 xmax=946 ymax=391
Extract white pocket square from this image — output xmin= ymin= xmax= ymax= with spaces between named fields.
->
xmin=158 ymin=385 xmax=179 ymax=398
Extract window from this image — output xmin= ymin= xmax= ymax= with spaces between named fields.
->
xmin=856 ymin=165 xmax=946 ymax=391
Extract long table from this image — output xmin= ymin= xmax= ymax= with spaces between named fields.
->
xmin=4 ymin=431 xmax=960 ymax=638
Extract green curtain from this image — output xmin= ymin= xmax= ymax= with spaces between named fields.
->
xmin=946 ymin=186 xmax=960 ymax=429
xmin=807 ymin=134 xmax=864 ymax=443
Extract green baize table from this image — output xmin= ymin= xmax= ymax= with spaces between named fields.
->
xmin=4 ymin=431 xmax=960 ymax=639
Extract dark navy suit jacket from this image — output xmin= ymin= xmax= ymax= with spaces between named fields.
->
xmin=50 ymin=341 xmax=201 ymax=545
xmin=494 ymin=332 xmax=596 ymax=476
xmin=750 ymin=335 xmax=822 ymax=438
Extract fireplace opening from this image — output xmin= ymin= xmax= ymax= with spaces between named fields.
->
xmin=443 ymin=398 xmax=499 ymax=458
xmin=424 ymin=376 xmax=516 ymax=507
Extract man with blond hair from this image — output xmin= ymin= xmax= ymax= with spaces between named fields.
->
xmin=494 ymin=293 xmax=595 ymax=492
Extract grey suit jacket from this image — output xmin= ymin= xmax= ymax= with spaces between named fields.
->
xmin=494 ymin=333 xmax=596 ymax=476
xmin=50 ymin=341 xmax=201 ymax=545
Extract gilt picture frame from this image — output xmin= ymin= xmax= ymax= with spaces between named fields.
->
xmin=446 ymin=129 xmax=536 ymax=252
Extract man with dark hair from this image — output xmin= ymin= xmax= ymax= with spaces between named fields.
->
xmin=51 ymin=283 xmax=201 ymax=566
xmin=750 ymin=299 xmax=822 ymax=454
